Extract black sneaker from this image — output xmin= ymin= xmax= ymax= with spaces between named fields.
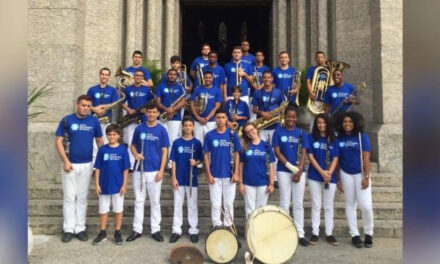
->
xmin=152 ymin=231 xmax=164 ymax=242
xmin=309 ymin=235 xmax=318 ymax=245
xmin=190 ymin=234 xmax=199 ymax=243
xmin=274 ymin=181 xmax=279 ymax=189
xmin=352 ymin=235 xmax=363 ymax=248
xmin=76 ymin=231 xmax=88 ymax=241
xmin=92 ymin=231 xmax=107 ymax=245
xmin=114 ymin=230 xmax=123 ymax=245
xmin=326 ymin=235 xmax=339 ymax=246
xmin=126 ymin=231 xmax=141 ymax=242
xmin=129 ymin=169 xmax=133 ymax=173
xmin=61 ymin=232 xmax=74 ymax=243
xmin=364 ymin=235 xmax=373 ymax=248
xmin=299 ymin=237 xmax=309 ymax=247
xmin=169 ymin=233 xmax=180 ymax=243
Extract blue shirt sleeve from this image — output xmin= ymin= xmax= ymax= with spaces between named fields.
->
xmin=169 ymin=141 xmax=177 ymax=161
xmin=196 ymin=140 xmax=203 ymax=161
xmin=219 ymin=68 xmax=226 ymax=84
xmin=306 ymin=67 xmax=315 ymax=80
xmin=190 ymin=88 xmax=198 ymax=102
xmin=233 ymin=132 xmax=241 ymax=152
xmin=143 ymin=68 xmax=152 ymax=81
xmin=86 ymin=87 xmax=94 ymax=98
xmin=155 ymin=85 xmax=162 ymax=97
xmin=111 ymin=87 xmax=119 ymax=103
xmin=55 ymin=117 xmax=67 ymax=137
xmin=161 ymin=127 xmax=170 ymax=147
xmin=361 ymin=133 xmax=371 ymax=152
xmin=123 ymin=88 xmax=129 ymax=103
xmin=243 ymin=102 xmax=250 ymax=119
xmin=269 ymin=145 xmax=276 ymax=163
xmin=123 ymin=148 xmax=130 ymax=170
xmin=271 ymin=128 xmax=280 ymax=147
xmin=202 ymin=133 xmax=210 ymax=153
xmin=323 ymin=88 xmax=332 ymax=105
xmin=94 ymin=147 xmax=103 ymax=169
xmin=330 ymin=139 xmax=340 ymax=160
xmin=190 ymin=58 xmax=198 ymax=71
xmin=301 ymin=129 xmax=308 ymax=150
xmin=131 ymin=126 xmax=140 ymax=146
xmin=304 ymin=134 xmax=313 ymax=151
xmin=94 ymin=118 xmax=103 ymax=137
xmin=215 ymin=88 xmax=223 ymax=103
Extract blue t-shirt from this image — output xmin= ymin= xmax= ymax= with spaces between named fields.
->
xmin=306 ymin=66 xmax=317 ymax=81
xmin=305 ymin=134 xmax=339 ymax=183
xmin=225 ymin=99 xmax=250 ymax=128
xmin=240 ymin=140 xmax=275 ymax=186
xmin=203 ymin=129 xmax=241 ymax=178
xmin=338 ymin=132 xmax=371 ymax=174
xmin=131 ymin=123 xmax=170 ymax=172
xmin=251 ymin=64 xmax=271 ymax=97
xmin=86 ymin=85 xmax=119 ymax=122
xmin=124 ymin=66 xmax=152 ymax=81
xmin=190 ymin=86 xmax=223 ymax=121
xmin=202 ymin=64 xmax=226 ymax=89
xmin=306 ymin=66 xmax=329 ymax=102
xmin=272 ymin=126 xmax=308 ymax=172
xmin=224 ymin=61 xmax=254 ymax=97
xmin=241 ymin=54 xmax=256 ymax=66
xmin=169 ymin=137 xmax=203 ymax=187
xmin=94 ymin=144 xmax=130 ymax=194
xmin=190 ymin=56 xmax=210 ymax=86
xmin=160 ymin=72 xmax=192 ymax=88
xmin=123 ymin=85 xmax=155 ymax=123
xmin=251 ymin=88 xmax=284 ymax=130
xmin=323 ymin=83 xmax=356 ymax=115
xmin=155 ymin=82 xmax=185 ymax=121
xmin=272 ymin=66 xmax=298 ymax=102
xmin=55 ymin=113 xmax=103 ymax=163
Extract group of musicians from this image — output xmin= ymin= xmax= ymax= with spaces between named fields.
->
xmin=55 ymin=41 xmax=374 ymax=251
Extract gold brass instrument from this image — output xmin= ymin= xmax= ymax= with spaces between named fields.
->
xmin=290 ymin=71 xmax=302 ymax=106
xmin=95 ymin=89 xmax=127 ymax=124
xmin=326 ymin=60 xmax=351 ymax=85
xmin=117 ymin=92 xmax=157 ymax=128
xmin=306 ymin=66 xmax=331 ymax=114
xmin=229 ymin=101 xmax=239 ymax=132
xmin=196 ymin=65 xmax=205 ymax=86
xmin=253 ymin=66 xmax=260 ymax=88
xmin=330 ymin=82 xmax=366 ymax=117
xmin=194 ymin=92 xmax=208 ymax=115
xmin=115 ymin=66 xmax=134 ymax=88
xmin=178 ymin=64 xmax=188 ymax=88
xmin=236 ymin=61 xmax=242 ymax=86
xmin=159 ymin=93 xmax=186 ymax=123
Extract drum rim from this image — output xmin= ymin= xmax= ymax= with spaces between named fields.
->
xmin=245 ymin=205 xmax=299 ymax=263
xmin=205 ymin=226 xmax=240 ymax=264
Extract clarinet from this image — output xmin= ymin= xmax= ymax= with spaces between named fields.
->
xmin=265 ymin=135 xmax=271 ymax=186
xmin=324 ymin=137 xmax=330 ymax=189
xmin=189 ymin=143 xmax=194 ymax=198
xmin=230 ymin=129 xmax=235 ymax=181
xmin=359 ymin=133 xmax=364 ymax=177
xmin=296 ymin=128 xmax=303 ymax=167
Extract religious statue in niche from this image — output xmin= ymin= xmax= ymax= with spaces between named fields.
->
xmin=218 ymin=22 xmax=227 ymax=54
xmin=240 ymin=21 xmax=248 ymax=42
xmin=197 ymin=21 xmax=205 ymax=42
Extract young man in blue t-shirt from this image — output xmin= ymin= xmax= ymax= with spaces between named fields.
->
xmin=203 ymin=108 xmax=241 ymax=227
xmin=224 ymin=46 xmax=254 ymax=104
xmin=169 ymin=116 xmax=203 ymax=243
xmin=55 ymin=95 xmax=103 ymax=243
xmin=202 ymin=51 xmax=226 ymax=94
xmin=92 ymin=124 xmax=130 ymax=245
xmin=306 ymin=51 xmax=328 ymax=131
xmin=126 ymin=102 xmax=170 ymax=243
xmin=87 ymin=67 xmax=120 ymax=163
xmin=272 ymin=51 xmax=298 ymax=103
xmin=190 ymin=43 xmax=211 ymax=86
xmin=250 ymin=50 xmax=271 ymax=121
xmin=240 ymin=40 xmax=256 ymax=66
xmin=121 ymin=69 xmax=156 ymax=170
xmin=323 ymin=70 xmax=359 ymax=117
xmin=124 ymin=50 xmax=153 ymax=88
xmin=160 ymin=55 xmax=193 ymax=96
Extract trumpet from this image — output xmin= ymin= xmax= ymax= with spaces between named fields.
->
xmin=236 ymin=61 xmax=242 ymax=86
xmin=115 ymin=66 xmax=134 ymax=88
xmin=196 ymin=65 xmax=204 ymax=86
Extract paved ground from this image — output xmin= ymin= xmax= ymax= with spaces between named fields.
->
xmin=29 ymin=233 xmax=402 ymax=264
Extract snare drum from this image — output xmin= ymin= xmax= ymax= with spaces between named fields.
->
xmin=205 ymin=227 xmax=239 ymax=264
xmin=245 ymin=205 xmax=298 ymax=264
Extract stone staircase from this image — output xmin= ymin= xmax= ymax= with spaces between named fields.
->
xmin=29 ymin=163 xmax=402 ymax=237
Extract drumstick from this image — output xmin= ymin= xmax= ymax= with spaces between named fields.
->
xmin=226 ymin=206 xmax=238 ymax=236
xmin=220 ymin=207 xmax=237 ymax=236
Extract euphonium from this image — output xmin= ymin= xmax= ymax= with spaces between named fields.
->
xmin=95 ymin=89 xmax=127 ymax=124
xmin=159 ymin=93 xmax=186 ymax=123
xmin=194 ymin=92 xmax=207 ymax=115
xmin=306 ymin=66 xmax=331 ymax=114
xmin=326 ymin=60 xmax=350 ymax=85
xmin=115 ymin=66 xmax=134 ymax=88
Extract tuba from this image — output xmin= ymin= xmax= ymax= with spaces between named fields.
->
xmin=326 ymin=60 xmax=351 ymax=86
xmin=115 ymin=66 xmax=134 ymax=88
xmin=94 ymin=89 xmax=127 ymax=124
xmin=306 ymin=66 xmax=331 ymax=114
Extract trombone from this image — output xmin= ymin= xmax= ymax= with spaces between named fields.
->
xmin=236 ymin=61 xmax=242 ymax=86
xmin=196 ymin=65 xmax=205 ymax=86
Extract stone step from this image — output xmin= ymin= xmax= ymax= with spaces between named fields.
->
xmin=28 ymin=199 xmax=401 ymax=220
xmin=29 ymin=183 xmax=402 ymax=203
xmin=29 ymin=216 xmax=402 ymax=238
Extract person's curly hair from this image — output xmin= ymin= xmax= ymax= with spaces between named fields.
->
xmin=335 ymin=111 xmax=366 ymax=135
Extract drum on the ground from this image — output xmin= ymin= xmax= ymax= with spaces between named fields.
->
xmin=245 ymin=205 xmax=298 ymax=263
xmin=205 ymin=227 xmax=239 ymax=263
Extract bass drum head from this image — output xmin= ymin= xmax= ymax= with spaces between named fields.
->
xmin=205 ymin=228 xmax=239 ymax=264
xmin=246 ymin=205 xmax=298 ymax=264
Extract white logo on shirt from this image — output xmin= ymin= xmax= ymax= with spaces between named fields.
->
xmin=281 ymin=136 xmax=288 ymax=142
xmin=246 ymin=150 xmax=253 ymax=156
xmin=262 ymin=96 xmax=268 ymax=102
xmin=71 ymin=124 xmax=79 ymax=131
xmin=213 ymin=139 xmax=220 ymax=147
xmin=95 ymin=93 xmax=101 ymax=99
xmin=332 ymin=92 xmax=337 ymax=98
xmin=277 ymin=73 xmax=283 ymax=78
xmin=103 ymin=153 xmax=109 ymax=161
xmin=313 ymin=142 xmax=320 ymax=149
xmin=339 ymin=142 xmax=345 ymax=147
xmin=231 ymin=68 xmax=236 ymax=73
xmin=164 ymin=88 xmax=169 ymax=93
xmin=178 ymin=146 xmax=184 ymax=153
xmin=130 ymin=91 xmax=135 ymax=97
xmin=140 ymin=133 xmax=147 ymax=140
xmin=199 ymin=63 xmax=206 ymax=67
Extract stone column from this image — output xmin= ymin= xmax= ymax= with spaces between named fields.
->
xmin=272 ymin=0 xmax=287 ymax=67
xmin=146 ymin=0 xmax=163 ymax=67
xmin=125 ymin=0 xmax=145 ymax=66
xmin=317 ymin=0 xmax=328 ymax=55
xmin=296 ymin=0 xmax=307 ymax=68
xmin=289 ymin=0 xmax=298 ymax=66
xmin=309 ymin=0 xmax=318 ymax=64
xmin=164 ymin=0 xmax=179 ymax=68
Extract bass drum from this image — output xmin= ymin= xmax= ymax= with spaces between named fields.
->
xmin=205 ymin=227 xmax=239 ymax=264
xmin=245 ymin=205 xmax=298 ymax=264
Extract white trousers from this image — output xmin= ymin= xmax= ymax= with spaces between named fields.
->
xmin=278 ymin=171 xmax=306 ymax=238
xmin=99 ymin=193 xmax=124 ymax=214
xmin=159 ymin=120 xmax=181 ymax=168
xmin=259 ymin=129 xmax=277 ymax=180
xmin=308 ymin=179 xmax=336 ymax=236
xmin=209 ymin=178 xmax=236 ymax=227
xmin=244 ymin=185 xmax=269 ymax=218
xmin=61 ymin=162 xmax=93 ymax=234
xmin=340 ymin=170 xmax=374 ymax=236
xmin=172 ymin=186 xmax=199 ymax=235
xmin=92 ymin=123 xmax=109 ymax=165
xmin=194 ymin=121 xmax=216 ymax=168
xmin=123 ymin=123 xmax=138 ymax=169
xmin=132 ymin=171 xmax=162 ymax=234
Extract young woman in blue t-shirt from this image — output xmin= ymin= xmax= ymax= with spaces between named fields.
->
xmin=336 ymin=111 xmax=374 ymax=248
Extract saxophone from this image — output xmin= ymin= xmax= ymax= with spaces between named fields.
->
xmin=247 ymin=100 xmax=290 ymax=137
xmin=159 ymin=93 xmax=186 ymax=123
xmin=117 ymin=93 xmax=157 ymax=129
xmin=94 ymin=89 xmax=126 ymax=124
xmin=229 ymin=101 xmax=239 ymax=131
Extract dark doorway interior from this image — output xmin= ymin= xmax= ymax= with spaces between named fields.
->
xmin=181 ymin=3 xmax=272 ymax=67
